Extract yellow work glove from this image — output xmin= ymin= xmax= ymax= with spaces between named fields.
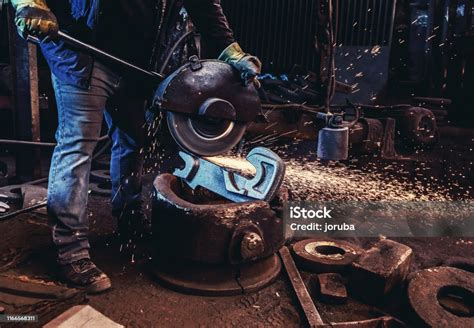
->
xmin=11 ymin=0 xmax=58 ymax=39
xmin=219 ymin=42 xmax=262 ymax=86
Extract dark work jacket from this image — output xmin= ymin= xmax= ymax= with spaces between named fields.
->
xmin=41 ymin=0 xmax=235 ymax=88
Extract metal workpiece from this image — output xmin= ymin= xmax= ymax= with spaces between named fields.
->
xmin=173 ymin=147 xmax=286 ymax=203
xmin=152 ymin=173 xmax=286 ymax=264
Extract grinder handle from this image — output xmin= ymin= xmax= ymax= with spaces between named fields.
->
xmin=27 ymin=31 xmax=165 ymax=81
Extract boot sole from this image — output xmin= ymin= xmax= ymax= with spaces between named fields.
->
xmin=85 ymin=276 xmax=112 ymax=294
xmin=67 ymin=276 xmax=112 ymax=294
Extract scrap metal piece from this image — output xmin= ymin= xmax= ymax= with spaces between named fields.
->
xmin=314 ymin=273 xmax=348 ymax=304
xmin=408 ymin=267 xmax=474 ymax=328
xmin=279 ymin=246 xmax=324 ymax=328
xmin=350 ymin=238 xmax=413 ymax=304
xmin=293 ymin=239 xmax=363 ymax=273
xmin=174 ymin=147 xmax=285 ymax=202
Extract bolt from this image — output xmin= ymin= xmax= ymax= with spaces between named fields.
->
xmin=240 ymin=232 xmax=264 ymax=260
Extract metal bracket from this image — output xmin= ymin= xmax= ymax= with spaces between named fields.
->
xmin=189 ymin=55 xmax=202 ymax=71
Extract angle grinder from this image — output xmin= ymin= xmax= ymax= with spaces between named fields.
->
xmin=28 ymin=31 xmax=261 ymax=157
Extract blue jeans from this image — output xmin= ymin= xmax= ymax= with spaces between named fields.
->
xmin=48 ymin=61 xmax=146 ymax=265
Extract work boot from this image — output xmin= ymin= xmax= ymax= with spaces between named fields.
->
xmin=59 ymin=258 xmax=112 ymax=294
xmin=114 ymin=202 xmax=152 ymax=245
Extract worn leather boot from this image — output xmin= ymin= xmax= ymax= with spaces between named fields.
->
xmin=59 ymin=258 xmax=111 ymax=294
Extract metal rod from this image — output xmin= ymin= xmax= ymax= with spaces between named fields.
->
xmin=279 ymin=246 xmax=324 ymax=327
xmin=388 ymin=0 xmax=397 ymax=48
xmin=28 ymin=32 xmax=165 ymax=81
xmin=0 ymin=134 xmax=108 ymax=147
xmin=0 ymin=201 xmax=47 ymax=221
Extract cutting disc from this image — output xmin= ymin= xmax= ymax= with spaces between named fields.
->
xmin=167 ymin=112 xmax=247 ymax=156
xmin=155 ymin=59 xmax=260 ymax=156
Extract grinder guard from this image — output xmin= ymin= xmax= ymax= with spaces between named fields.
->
xmin=153 ymin=58 xmax=261 ymax=122
xmin=153 ymin=58 xmax=261 ymax=155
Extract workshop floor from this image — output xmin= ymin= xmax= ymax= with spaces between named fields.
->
xmin=0 ymin=127 xmax=473 ymax=327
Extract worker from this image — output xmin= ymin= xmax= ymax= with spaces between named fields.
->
xmin=10 ymin=0 xmax=261 ymax=294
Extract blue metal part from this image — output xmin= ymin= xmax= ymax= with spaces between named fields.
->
xmin=173 ymin=147 xmax=285 ymax=203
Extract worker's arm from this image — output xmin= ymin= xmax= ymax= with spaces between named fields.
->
xmin=11 ymin=0 xmax=58 ymax=38
xmin=185 ymin=0 xmax=261 ymax=85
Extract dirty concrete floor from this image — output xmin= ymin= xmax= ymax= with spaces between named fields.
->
xmin=1 ymin=131 xmax=473 ymax=327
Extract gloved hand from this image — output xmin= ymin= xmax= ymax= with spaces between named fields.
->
xmin=11 ymin=0 xmax=58 ymax=39
xmin=218 ymin=42 xmax=262 ymax=87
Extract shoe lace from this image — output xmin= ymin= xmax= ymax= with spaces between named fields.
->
xmin=75 ymin=258 xmax=94 ymax=271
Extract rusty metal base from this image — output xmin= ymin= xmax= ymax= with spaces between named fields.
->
xmin=152 ymin=254 xmax=281 ymax=296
